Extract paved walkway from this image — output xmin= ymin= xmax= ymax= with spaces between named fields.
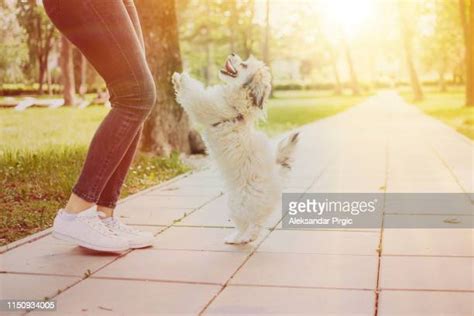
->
xmin=1 ymin=91 xmax=473 ymax=315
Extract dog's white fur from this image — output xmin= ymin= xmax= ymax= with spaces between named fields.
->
xmin=172 ymin=54 xmax=299 ymax=244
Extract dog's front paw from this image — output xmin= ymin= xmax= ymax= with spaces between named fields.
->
xmin=224 ymin=230 xmax=243 ymax=244
xmin=225 ymin=224 xmax=261 ymax=245
xmin=171 ymin=72 xmax=181 ymax=92
xmin=224 ymin=229 xmax=257 ymax=245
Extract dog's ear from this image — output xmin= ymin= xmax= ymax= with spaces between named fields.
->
xmin=243 ymin=68 xmax=271 ymax=109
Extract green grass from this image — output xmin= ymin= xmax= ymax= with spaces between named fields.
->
xmin=0 ymin=90 xmax=366 ymax=245
xmin=261 ymin=90 xmax=370 ymax=136
xmin=399 ymin=86 xmax=473 ymax=140
xmin=0 ymin=105 xmax=190 ymax=245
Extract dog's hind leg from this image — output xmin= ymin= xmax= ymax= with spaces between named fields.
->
xmin=237 ymin=223 xmax=262 ymax=244
xmin=224 ymin=217 xmax=249 ymax=244
xmin=225 ymin=222 xmax=262 ymax=245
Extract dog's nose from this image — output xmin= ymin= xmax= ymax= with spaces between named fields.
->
xmin=231 ymin=52 xmax=236 ymax=57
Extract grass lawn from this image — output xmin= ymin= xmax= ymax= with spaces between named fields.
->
xmin=261 ymin=90 xmax=369 ymax=136
xmin=0 ymin=90 xmax=366 ymax=245
xmin=400 ymin=86 xmax=473 ymax=140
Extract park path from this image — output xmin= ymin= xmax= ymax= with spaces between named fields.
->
xmin=1 ymin=91 xmax=473 ymax=315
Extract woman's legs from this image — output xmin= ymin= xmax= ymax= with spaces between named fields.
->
xmin=96 ymin=0 xmax=148 ymax=216
xmin=43 ymin=0 xmax=156 ymax=214
xmin=96 ymin=126 xmax=142 ymax=215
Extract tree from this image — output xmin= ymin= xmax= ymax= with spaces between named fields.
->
xmin=0 ymin=1 xmax=28 ymax=86
xmin=228 ymin=0 xmax=238 ymax=53
xmin=263 ymin=0 xmax=270 ymax=68
xmin=398 ymin=1 xmax=424 ymax=101
xmin=136 ymin=0 xmax=204 ymax=155
xmin=263 ymin=0 xmax=273 ymax=97
xmin=341 ymin=34 xmax=360 ymax=95
xmin=17 ymin=0 xmax=57 ymax=94
xmin=420 ymin=0 xmax=463 ymax=92
xmin=73 ymin=48 xmax=87 ymax=96
xmin=59 ymin=35 xmax=75 ymax=106
xmin=459 ymin=0 xmax=474 ymax=106
xmin=329 ymin=46 xmax=343 ymax=95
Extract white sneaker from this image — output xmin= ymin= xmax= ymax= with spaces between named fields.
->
xmin=52 ymin=209 xmax=129 ymax=252
xmin=101 ymin=216 xmax=154 ymax=249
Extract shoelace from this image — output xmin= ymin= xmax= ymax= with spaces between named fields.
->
xmin=107 ymin=218 xmax=140 ymax=234
xmin=77 ymin=212 xmax=118 ymax=237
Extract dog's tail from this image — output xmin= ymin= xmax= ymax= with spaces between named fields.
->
xmin=276 ymin=132 xmax=300 ymax=178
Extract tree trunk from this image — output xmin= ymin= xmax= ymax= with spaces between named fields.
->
xmin=263 ymin=0 xmax=273 ymax=97
xmin=73 ymin=48 xmax=87 ymax=96
xmin=263 ymin=0 xmax=270 ymax=66
xmin=403 ymin=41 xmax=424 ymax=101
xmin=136 ymin=0 xmax=204 ymax=155
xmin=329 ymin=47 xmax=342 ymax=95
xmin=439 ymin=71 xmax=447 ymax=92
xmin=242 ymin=0 xmax=255 ymax=58
xmin=399 ymin=1 xmax=424 ymax=101
xmin=60 ymin=35 xmax=76 ymax=106
xmin=342 ymin=36 xmax=360 ymax=96
xmin=47 ymin=65 xmax=52 ymax=95
xmin=204 ymin=32 xmax=211 ymax=86
xmin=38 ymin=59 xmax=46 ymax=95
xmin=439 ymin=54 xmax=448 ymax=92
xmin=229 ymin=0 xmax=237 ymax=53
xmin=459 ymin=0 xmax=474 ymax=106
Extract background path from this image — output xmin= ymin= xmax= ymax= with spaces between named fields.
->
xmin=1 ymin=91 xmax=473 ymax=315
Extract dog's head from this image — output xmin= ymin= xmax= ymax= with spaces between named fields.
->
xmin=218 ymin=53 xmax=271 ymax=109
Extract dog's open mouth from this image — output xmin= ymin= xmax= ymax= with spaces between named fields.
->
xmin=220 ymin=59 xmax=238 ymax=78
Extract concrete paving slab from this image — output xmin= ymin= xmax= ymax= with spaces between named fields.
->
xmin=383 ymin=228 xmax=474 ymax=257
xmin=204 ymin=285 xmax=375 ymax=315
xmin=0 ymin=274 xmax=80 ymax=301
xmin=30 ymin=278 xmax=221 ymax=315
xmin=95 ymin=249 xmax=248 ymax=285
xmin=0 ymin=236 xmax=119 ymax=276
xmin=230 ymin=252 xmax=377 ymax=289
xmin=380 ymin=256 xmax=474 ymax=291
xmin=378 ymin=290 xmax=474 ymax=316
xmin=258 ymin=230 xmax=379 ymax=255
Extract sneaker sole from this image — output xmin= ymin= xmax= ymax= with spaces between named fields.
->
xmin=129 ymin=241 xmax=153 ymax=249
xmin=52 ymin=231 xmax=129 ymax=252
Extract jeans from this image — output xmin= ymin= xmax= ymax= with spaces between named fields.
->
xmin=43 ymin=0 xmax=156 ymax=208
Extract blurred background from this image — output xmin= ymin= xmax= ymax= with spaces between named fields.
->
xmin=0 ymin=0 xmax=472 ymax=245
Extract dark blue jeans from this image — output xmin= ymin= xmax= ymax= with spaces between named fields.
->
xmin=43 ymin=0 xmax=156 ymax=208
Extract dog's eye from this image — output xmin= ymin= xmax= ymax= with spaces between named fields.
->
xmin=240 ymin=63 xmax=248 ymax=69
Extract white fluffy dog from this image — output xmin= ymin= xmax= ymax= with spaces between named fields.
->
xmin=172 ymin=54 xmax=299 ymax=244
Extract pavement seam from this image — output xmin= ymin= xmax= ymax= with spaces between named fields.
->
xmin=374 ymin=124 xmax=390 ymax=316
xmin=430 ymin=142 xmax=474 ymax=202
xmin=228 ymin=283 xmax=375 ymax=291
xmin=378 ymin=288 xmax=474 ymax=293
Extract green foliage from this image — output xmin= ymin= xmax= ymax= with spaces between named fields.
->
xmin=16 ymin=0 xmax=58 ymax=89
xmin=0 ymin=1 xmax=28 ymax=84
xmin=260 ymin=89 xmax=369 ymax=135
xmin=419 ymin=0 xmax=463 ymax=81
xmin=401 ymin=86 xmax=474 ymax=139
xmin=0 ymin=105 xmax=108 ymax=153
xmin=177 ymin=0 xmax=262 ymax=84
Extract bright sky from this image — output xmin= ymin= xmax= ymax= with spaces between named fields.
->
xmin=254 ymin=0 xmax=378 ymax=40
xmin=320 ymin=0 xmax=375 ymax=38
